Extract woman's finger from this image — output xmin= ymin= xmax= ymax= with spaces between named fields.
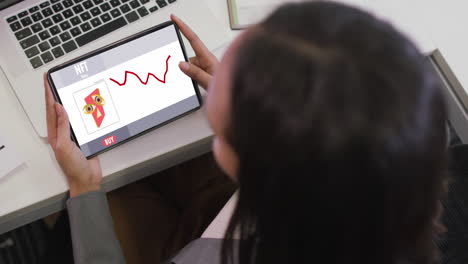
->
xmin=189 ymin=56 xmax=199 ymax=66
xmin=179 ymin=61 xmax=210 ymax=89
xmin=44 ymin=73 xmax=55 ymax=107
xmin=55 ymin=103 xmax=71 ymax=150
xmin=44 ymin=74 xmax=58 ymax=148
xmin=171 ymin=14 xmax=211 ymax=57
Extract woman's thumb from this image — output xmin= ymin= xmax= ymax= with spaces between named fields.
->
xmin=179 ymin=61 xmax=210 ymax=89
xmin=55 ymin=103 xmax=71 ymax=146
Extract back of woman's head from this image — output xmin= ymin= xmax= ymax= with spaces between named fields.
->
xmin=222 ymin=2 xmax=447 ymax=264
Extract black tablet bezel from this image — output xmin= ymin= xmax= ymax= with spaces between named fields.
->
xmin=47 ymin=21 xmax=203 ymax=159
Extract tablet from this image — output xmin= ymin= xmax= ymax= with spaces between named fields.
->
xmin=48 ymin=21 xmax=202 ymax=158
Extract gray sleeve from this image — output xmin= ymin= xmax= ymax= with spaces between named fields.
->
xmin=66 ymin=190 xmax=126 ymax=264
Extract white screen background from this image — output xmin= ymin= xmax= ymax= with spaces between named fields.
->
xmin=57 ymin=40 xmax=196 ymax=145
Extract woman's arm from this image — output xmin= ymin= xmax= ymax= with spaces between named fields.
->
xmin=67 ymin=191 xmax=125 ymax=264
xmin=44 ymin=75 xmax=125 ymax=263
xmin=44 ymin=74 xmax=101 ymax=197
xmin=44 ymin=14 xmax=217 ymax=263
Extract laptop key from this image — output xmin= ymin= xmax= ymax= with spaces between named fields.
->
xmin=168 ymin=0 xmax=175 ymax=3
xmin=70 ymin=27 xmax=81 ymax=36
xmin=38 ymin=41 xmax=51 ymax=51
xmin=100 ymin=3 xmax=111 ymax=11
xmin=42 ymin=18 xmax=53 ymax=27
xmin=52 ymin=13 xmax=64 ymax=23
xmin=148 ymin=6 xmax=158 ymax=12
xmin=10 ymin=21 xmax=22 ymax=31
xmin=75 ymin=17 xmax=127 ymax=46
xmin=42 ymin=7 xmax=53 ymax=17
xmin=120 ymin=4 xmax=130 ymax=13
xmin=59 ymin=31 xmax=71 ymax=41
xmin=73 ymin=4 xmax=84 ymax=13
xmin=129 ymin=0 xmax=139 ymax=9
xmin=63 ymin=0 xmax=73 ymax=7
xmin=31 ymin=12 xmax=43 ymax=21
xmin=20 ymin=17 xmax=33 ymax=27
xmin=29 ymin=6 xmax=40 ymax=13
xmin=80 ymin=11 xmax=91 ymax=20
xmin=83 ymin=0 xmax=94 ymax=9
xmin=137 ymin=7 xmax=148 ymax=17
xmin=52 ymin=46 xmax=64 ymax=58
xmin=70 ymin=16 xmax=81 ymax=25
xmin=100 ymin=13 xmax=111 ymax=22
xmin=110 ymin=0 xmax=120 ymax=7
xmin=110 ymin=8 xmax=121 ymax=18
xmin=50 ymin=25 xmax=61 ymax=35
xmin=25 ymin=46 xmax=40 ymax=58
xmin=51 ymin=0 xmax=61 ymax=4
xmin=80 ymin=22 xmax=91 ymax=32
xmin=83 ymin=0 xmax=93 ymax=8
xmin=18 ymin=11 xmax=28 ymax=18
xmin=31 ymin=23 xmax=43 ymax=33
xmin=60 ymin=21 xmax=71 ymax=30
xmin=90 ymin=17 xmax=101 ymax=27
xmin=139 ymin=0 xmax=149 ymax=4
xmin=125 ymin=11 xmax=138 ymax=23
xmin=82 ymin=0 xmax=93 ymax=9
xmin=156 ymin=0 xmax=167 ymax=8
xmin=39 ymin=1 xmax=50 ymax=8
xmin=39 ymin=30 xmax=51 ymax=40
xmin=30 ymin=56 xmax=43 ymax=68
xmin=73 ymin=0 xmax=83 ymax=4
xmin=90 ymin=7 xmax=101 ymax=16
xmin=49 ymin=36 xmax=61 ymax=46
xmin=41 ymin=51 xmax=54 ymax=63
xmin=52 ymin=3 xmax=64 ymax=12
xmin=63 ymin=9 xmax=74 ymax=18
xmin=62 ymin=40 xmax=77 ymax=52
xmin=7 ymin=16 xmax=17 ymax=23
xmin=93 ymin=0 xmax=103 ymax=4
xmin=15 ymin=28 xmax=32 ymax=40
xmin=20 ymin=35 xmax=40 ymax=49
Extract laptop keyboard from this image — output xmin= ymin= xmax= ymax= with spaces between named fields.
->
xmin=5 ymin=0 xmax=177 ymax=69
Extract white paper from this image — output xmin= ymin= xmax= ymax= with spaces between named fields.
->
xmin=234 ymin=0 xmax=370 ymax=27
xmin=0 ymin=134 xmax=23 ymax=179
xmin=365 ymin=0 xmax=436 ymax=54
xmin=235 ymin=0 xmax=305 ymax=26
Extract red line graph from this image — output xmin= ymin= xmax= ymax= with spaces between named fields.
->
xmin=109 ymin=55 xmax=171 ymax=86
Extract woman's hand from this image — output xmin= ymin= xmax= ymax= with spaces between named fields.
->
xmin=171 ymin=14 xmax=219 ymax=90
xmin=44 ymin=74 xmax=102 ymax=198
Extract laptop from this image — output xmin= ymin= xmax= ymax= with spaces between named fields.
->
xmin=0 ymin=0 xmax=227 ymax=137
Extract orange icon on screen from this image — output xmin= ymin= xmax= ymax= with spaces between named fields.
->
xmin=82 ymin=88 xmax=106 ymax=128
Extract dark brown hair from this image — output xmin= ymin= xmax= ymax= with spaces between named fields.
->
xmin=222 ymin=2 xmax=447 ymax=264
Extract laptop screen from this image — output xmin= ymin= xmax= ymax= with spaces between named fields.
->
xmin=49 ymin=23 xmax=201 ymax=157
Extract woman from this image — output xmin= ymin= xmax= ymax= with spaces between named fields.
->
xmin=44 ymin=2 xmax=447 ymax=264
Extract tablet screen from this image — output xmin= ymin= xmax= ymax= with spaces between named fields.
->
xmin=49 ymin=23 xmax=201 ymax=157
